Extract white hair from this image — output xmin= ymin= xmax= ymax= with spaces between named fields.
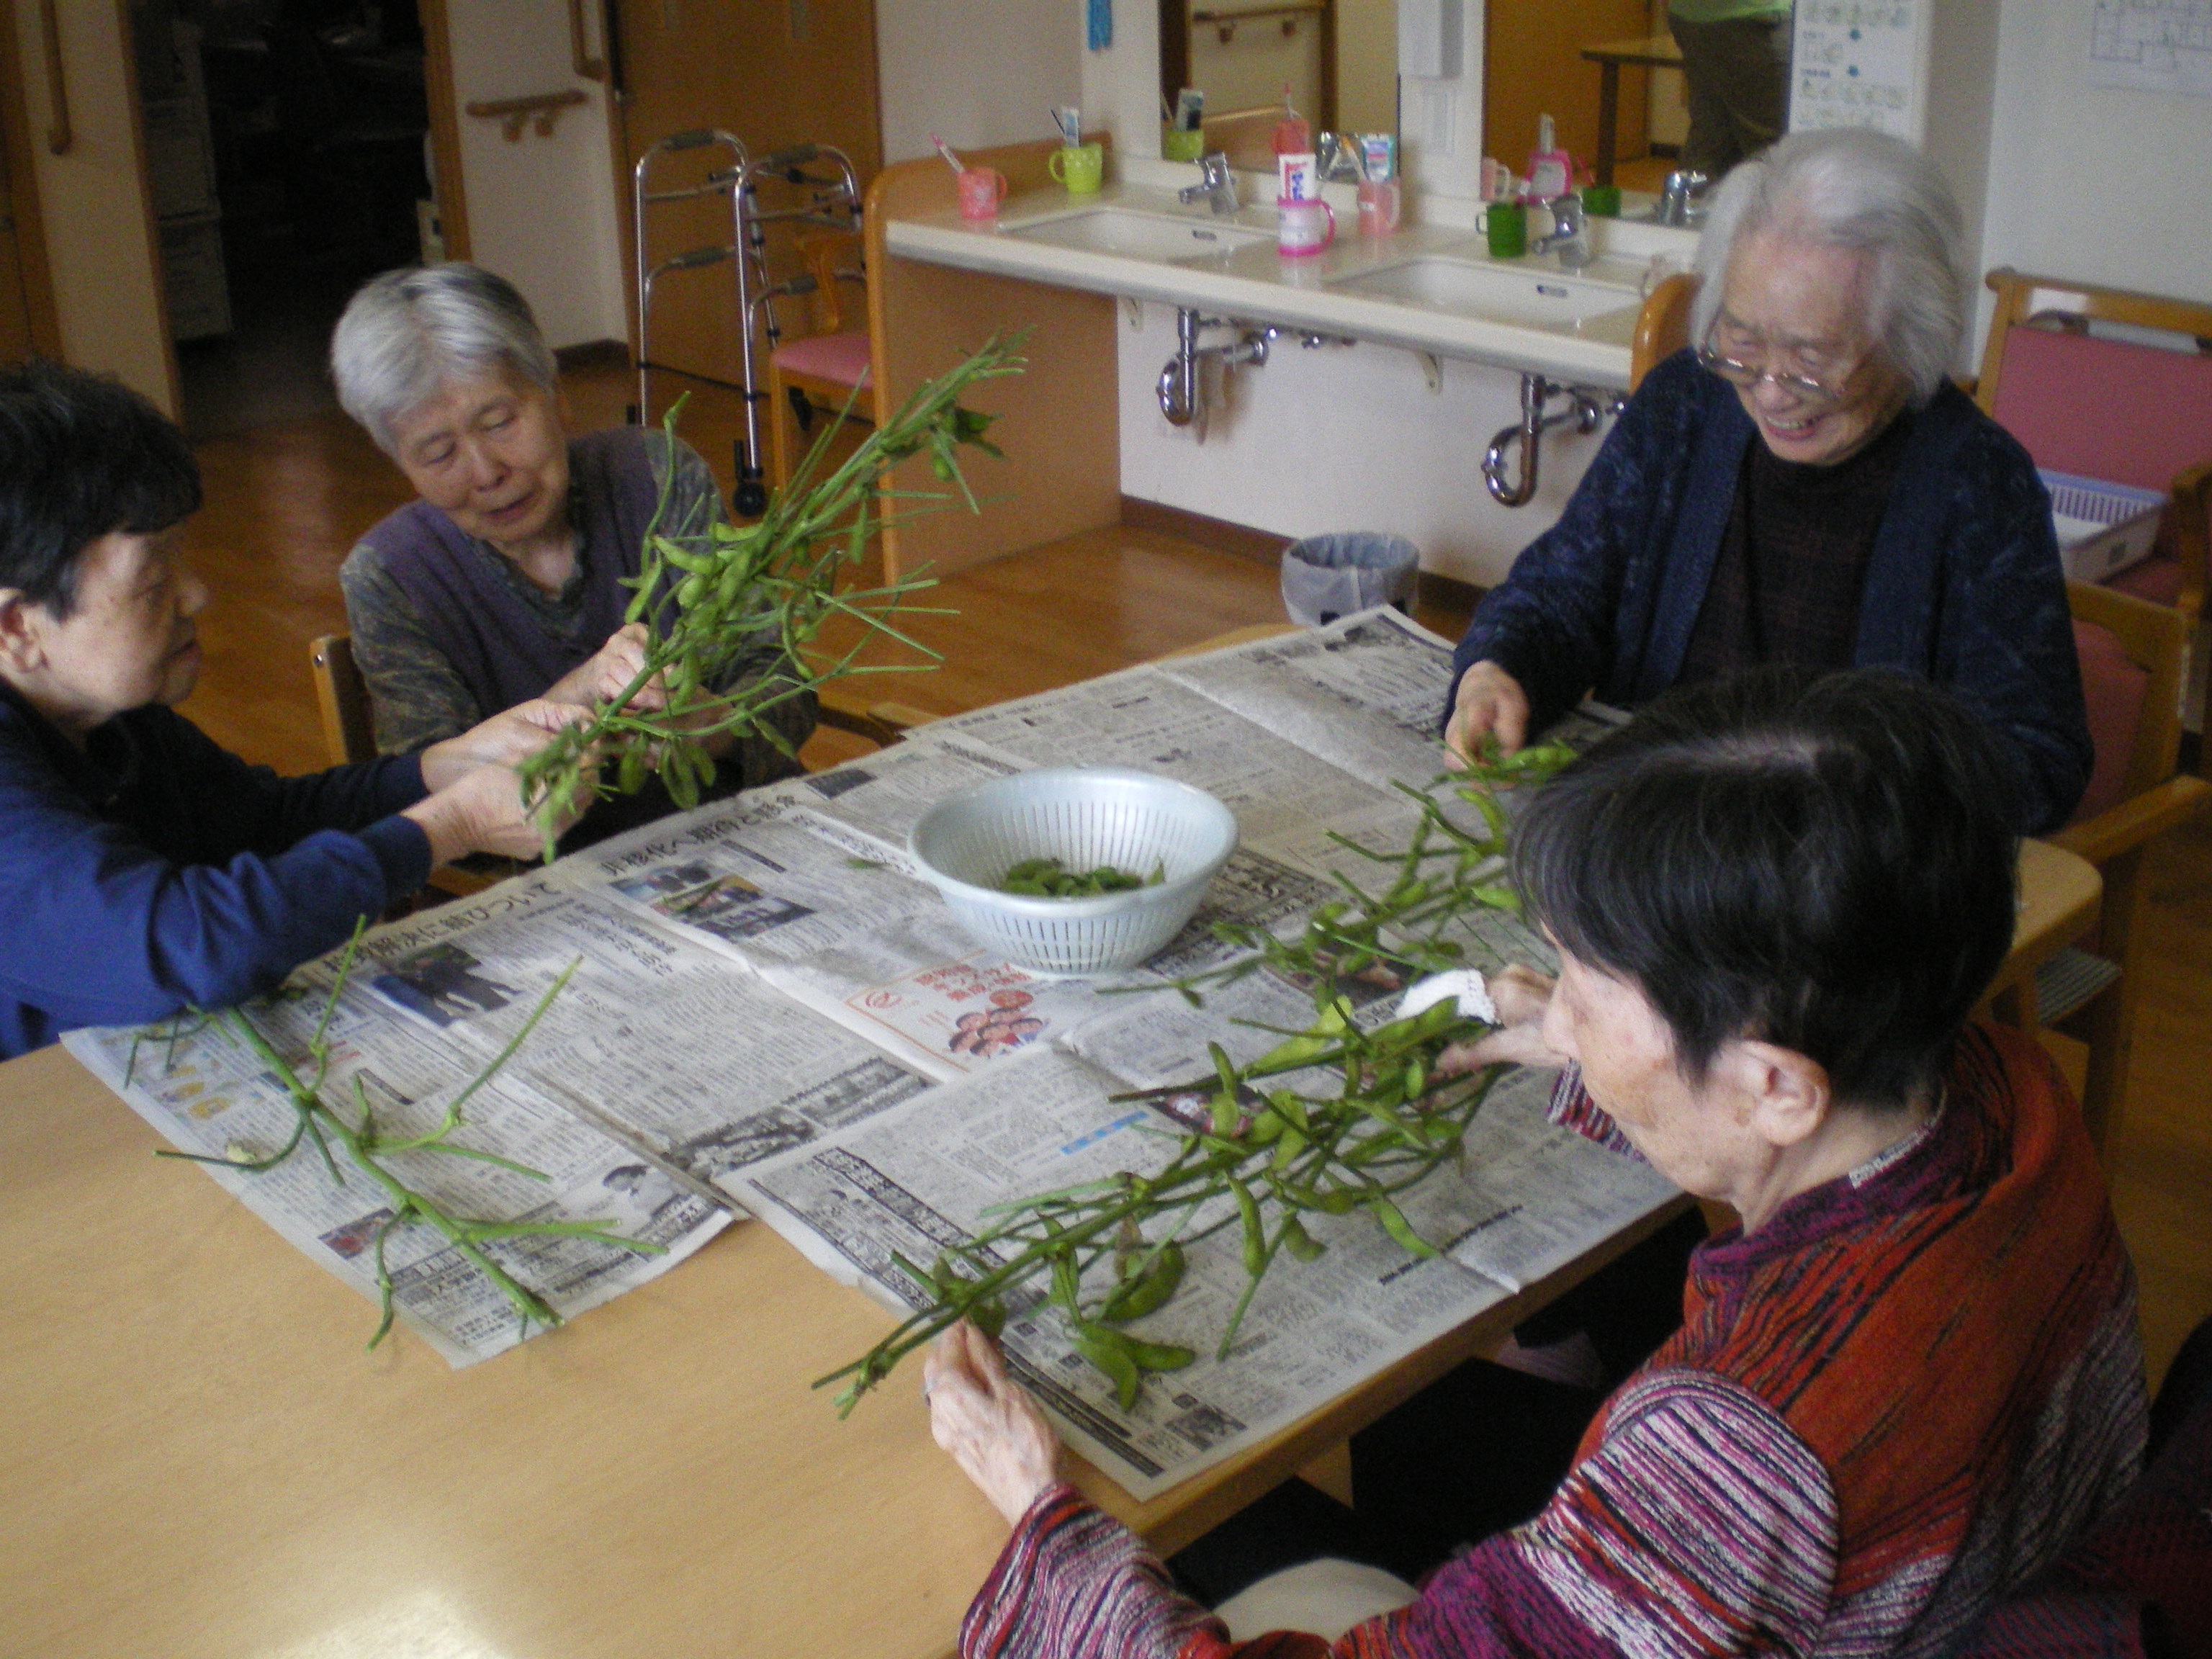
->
xmin=1690 ymin=128 xmax=1967 ymax=405
xmin=330 ymin=264 xmax=558 ymax=453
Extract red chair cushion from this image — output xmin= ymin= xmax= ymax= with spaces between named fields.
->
xmin=770 ymin=330 xmax=872 ymax=390
xmin=2070 ymin=617 xmax=2149 ymax=825
xmin=1992 ymin=325 xmax=2212 ymax=497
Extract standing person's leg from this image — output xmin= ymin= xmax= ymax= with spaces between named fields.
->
xmin=1668 ymin=14 xmax=1747 ymax=176
xmin=1708 ymin=15 xmax=1791 ymax=166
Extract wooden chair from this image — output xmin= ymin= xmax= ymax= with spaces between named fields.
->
xmin=313 ymin=630 xmax=927 ymax=811
xmin=765 ymin=229 xmax=875 ymax=491
xmin=1630 ymin=271 xmax=1697 ymax=392
xmin=2000 ymin=584 xmax=2212 ymax=1152
xmin=1974 ymin=268 xmax=2212 ymax=737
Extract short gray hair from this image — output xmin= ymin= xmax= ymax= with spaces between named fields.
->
xmin=1691 ymin=128 xmax=1967 ymax=405
xmin=331 ymin=264 xmax=558 ymax=452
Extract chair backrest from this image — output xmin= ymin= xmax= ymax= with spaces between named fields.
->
xmin=2065 ymin=580 xmax=2190 ymax=824
xmin=1978 ymin=269 xmax=2212 ymax=617
xmin=1631 ymin=271 xmax=1698 ymax=392
xmin=310 ymin=634 xmax=377 ymax=767
xmin=796 ymin=230 xmax=864 ymax=336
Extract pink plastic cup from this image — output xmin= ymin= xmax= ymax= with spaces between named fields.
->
xmin=1277 ymin=195 xmax=1336 ymax=257
xmin=958 ymin=166 xmax=1009 ymax=220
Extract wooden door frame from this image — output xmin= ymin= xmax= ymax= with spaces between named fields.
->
xmin=1159 ymin=0 xmax=1339 ymax=132
xmin=418 ymin=0 xmax=473 ymax=260
xmin=114 ymin=0 xmax=181 ymax=415
xmin=0 ymin=0 xmax=64 ymax=356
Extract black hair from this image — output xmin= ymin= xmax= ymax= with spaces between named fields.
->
xmin=0 ymin=359 xmax=201 ymax=616
xmin=1513 ymin=667 xmax=2019 ymax=1109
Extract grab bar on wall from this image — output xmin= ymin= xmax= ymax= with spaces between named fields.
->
xmin=37 ymin=0 xmax=71 ymax=156
xmin=466 ymin=89 xmax=589 ymax=142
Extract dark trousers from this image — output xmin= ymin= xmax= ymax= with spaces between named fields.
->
xmin=1169 ymin=1208 xmax=1707 ymax=1601
xmin=1668 ymin=13 xmax=1791 ymax=177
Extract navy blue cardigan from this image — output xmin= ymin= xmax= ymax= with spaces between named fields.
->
xmin=0 ymin=684 xmax=432 ymax=1059
xmin=1452 ymin=350 xmax=2093 ymax=835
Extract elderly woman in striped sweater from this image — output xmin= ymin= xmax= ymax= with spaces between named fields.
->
xmin=923 ymin=667 xmax=2145 ymax=1659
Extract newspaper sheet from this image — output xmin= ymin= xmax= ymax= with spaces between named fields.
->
xmin=63 ymin=957 xmax=731 ymax=1367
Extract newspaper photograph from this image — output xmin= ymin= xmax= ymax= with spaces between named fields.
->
xmin=557 ymin=794 xmax=945 ymax=967
xmin=63 ymin=971 xmax=730 ymax=1367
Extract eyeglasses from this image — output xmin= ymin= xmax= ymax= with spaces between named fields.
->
xmin=1696 ymin=330 xmax=1869 ymax=410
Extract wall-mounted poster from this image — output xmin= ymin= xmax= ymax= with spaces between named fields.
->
xmin=2085 ymin=0 xmax=2212 ymax=97
xmin=1791 ymin=1 xmax=1928 ymax=140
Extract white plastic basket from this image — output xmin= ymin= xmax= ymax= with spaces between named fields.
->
xmin=2042 ymin=469 xmax=2166 ymax=584
xmin=909 ymin=768 xmax=1239 ymax=976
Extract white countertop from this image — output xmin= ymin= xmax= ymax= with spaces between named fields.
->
xmin=884 ymin=179 xmax=1699 ymax=388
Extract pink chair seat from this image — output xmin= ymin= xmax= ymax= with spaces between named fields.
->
xmin=771 ymin=330 xmax=872 ymax=390
xmin=2071 ymin=617 xmax=2151 ymax=825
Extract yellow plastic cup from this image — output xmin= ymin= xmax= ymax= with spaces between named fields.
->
xmin=1048 ymin=141 xmax=1105 ymax=196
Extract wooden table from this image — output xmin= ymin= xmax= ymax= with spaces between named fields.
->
xmin=0 ymin=1041 xmax=1687 ymax=1659
xmin=1580 ymin=33 xmax=1684 ymax=189
xmin=0 ymin=625 xmax=2101 ymax=1658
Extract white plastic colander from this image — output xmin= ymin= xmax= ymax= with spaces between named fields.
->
xmin=908 ymin=767 xmax=1239 ymax=976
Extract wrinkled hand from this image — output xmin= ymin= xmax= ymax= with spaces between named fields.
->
xmin=1444 ymin=660 xmax=1531 ymax=769
xmin=1437 ymin=963 xmax=1562 ymax=1074
xmin=418 ymin=700 xmax=589 ymax=790
xmin=403 ymin=753 xmax=591 ymax=866
xmin=924 ymin=1320 xmax=1061 ymax=1526
xmin=549 ymin=622 xmax=668 ymax=714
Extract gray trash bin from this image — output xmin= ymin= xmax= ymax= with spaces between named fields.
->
xmin=1280 ymin=532 xmax=1419 ymax=627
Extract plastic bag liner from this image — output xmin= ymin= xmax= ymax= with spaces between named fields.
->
xmin=1280 ymin=532 xmax=1420 ymax=627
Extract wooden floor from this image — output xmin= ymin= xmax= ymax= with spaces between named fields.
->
xmin=171 ymin=367 xmax=2212 ymax=1394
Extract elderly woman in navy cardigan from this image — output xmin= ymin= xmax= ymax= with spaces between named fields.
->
xmin=331 ymin=264 xmax=814 ymax=845
xmin=1445 ymin=128 xmax=2092 ymax=835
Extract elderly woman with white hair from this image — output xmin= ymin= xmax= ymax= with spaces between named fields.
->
xmin=1444 ymin=127 xmax=2091 ymax=835
xmin=332 ymin=263 xmax=811 ymax=842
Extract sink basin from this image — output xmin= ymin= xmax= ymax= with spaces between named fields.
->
xmin=1006 ymin=208 xmax=1272 ymax=263
xmin=1327 ymin=257 xmax=1640 ymax=330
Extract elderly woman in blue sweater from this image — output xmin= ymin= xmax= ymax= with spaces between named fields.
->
xmin=1445 ymin=128 xmax=2091 ymax=835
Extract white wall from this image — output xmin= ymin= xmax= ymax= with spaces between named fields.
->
xmin=11 ymin=1 xmax=174 ymax=413
xmin=875 ymin=0 xmax=1081 ymax=161
xmin=1117 ymin=302 xmax=1598 ymax=587
xmin=1978 ymin=0 xmax=2212 ymax=323
xmin=444 ymin=0 xmax=627 ymax=348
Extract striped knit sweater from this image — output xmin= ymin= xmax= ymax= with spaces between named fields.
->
xmin=959 ymin=1024 xmax=2145 ymax=1659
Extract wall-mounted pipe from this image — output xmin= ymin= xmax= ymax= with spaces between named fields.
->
xmin=1157 ymin=309 xmax=1352 ymax=428
xmin=1482 ymin=374 xmax=1614 ymax=506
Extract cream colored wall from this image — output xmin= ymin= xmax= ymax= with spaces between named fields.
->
xmin=874 ymin=0 xmax=1079 ymax=161
xmin=442 ymin=0 xmax=626 ymax=348
xmin=11 ymin=0 xmax=174 ymax=413
xmin=1979 ymin=0 xmax=2212 ymax=315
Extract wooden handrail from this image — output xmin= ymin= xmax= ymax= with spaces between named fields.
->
xmin=36 ymin=0 xmax=70 ymax=156
xmin=568 ymin=0 xmax=606 ymax=82
xmin=1190 ymin=3 xmax=1326 ymax=42
xmin=465 ymin=89 xmax=588 ymax=142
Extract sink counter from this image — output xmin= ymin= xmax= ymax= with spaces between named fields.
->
xmin=884 ymin=181 xmax=1657 ymax=387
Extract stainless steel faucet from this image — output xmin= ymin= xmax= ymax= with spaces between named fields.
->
xmin=1656 ymin=169 xmax=1710 ymax=228
xmin=1528 ymin=193 xmax=1592 ymax=269
xmin=1178 ymin=153 xmax=1240 ymax=216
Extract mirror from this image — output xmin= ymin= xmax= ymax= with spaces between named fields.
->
xmin=1157 ymin=0 xmax=1399 ymax=170
xmin=1484 ymin=2 xmax=1792 ymax=198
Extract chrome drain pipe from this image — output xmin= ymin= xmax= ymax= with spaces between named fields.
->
xmin=1483 ymin=374 xmax=1614 ymax=506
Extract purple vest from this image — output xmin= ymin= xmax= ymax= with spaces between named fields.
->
xmin=359 ymin=426 xmax=675 ymax=716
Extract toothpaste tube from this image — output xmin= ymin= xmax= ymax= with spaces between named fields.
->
xmin=1360 ymin=132 xmax=1395 ymax=183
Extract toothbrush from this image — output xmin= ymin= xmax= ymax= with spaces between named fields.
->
xmin=930 ymin=134 xmax=966 ymax=176
xmin=1052 ymin=107 xmax=1082 ymax=145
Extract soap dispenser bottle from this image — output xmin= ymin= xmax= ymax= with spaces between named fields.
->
xmin=1526 ymin=114 xmax=1573 ymax=200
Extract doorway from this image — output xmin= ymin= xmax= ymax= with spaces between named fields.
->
xmin=138 ymin=0 xmax=437 ymax=440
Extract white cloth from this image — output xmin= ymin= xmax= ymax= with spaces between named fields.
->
xmin=1214 ymin=1558 xmax=1420 ymax=1642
